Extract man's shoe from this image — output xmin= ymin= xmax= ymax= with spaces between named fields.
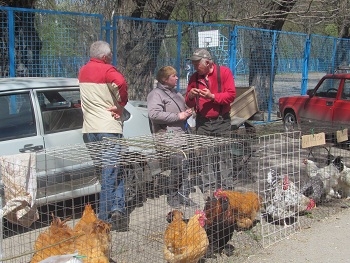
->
xmin=110 ymin=211 xmax=129 ymax=232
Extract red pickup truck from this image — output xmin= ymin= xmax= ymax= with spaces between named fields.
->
xmin=278 ymin=72 xmax=350 ymax=132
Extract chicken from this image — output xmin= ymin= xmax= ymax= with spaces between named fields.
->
xmin=73 ymin=204 xmax=99 ymax=232
xmin=264 ymin=174 xmax=316 ymax=226
xmin=300 ymin=174 xmax=325 ymax=204
xmin=31 ymin=215 xmax=76 ymax=263
xmin=72 ymin=204 xmax=111 ymax=263
xmin=213 ymin=188 xmax=261 ymax=230
xmin=303 ymin=157 xmax=343 ymax=199
xmin=73 ymin=220 xmax=111 ymax=263
xmin=164 ymin=210 xmax=187 ymax=257
xmin=31 ymin=204 xmax=111 ymax=263
xmin=203 ymin=196 xmax=235 ymax=258
xmin=164 ymin=210 xmax=209 ymax=263
xmin=337 ymin=163 xmax=350 ymax=199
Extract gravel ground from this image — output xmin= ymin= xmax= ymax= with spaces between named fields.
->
xmin=245 ymin=204 xmax=350 ymax=263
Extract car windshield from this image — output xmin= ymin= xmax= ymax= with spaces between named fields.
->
xmin=314 ymin=78 xmax=341 ymax=98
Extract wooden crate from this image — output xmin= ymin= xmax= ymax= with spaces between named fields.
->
xmin=230 ymin=86 xmax=259 ymax=120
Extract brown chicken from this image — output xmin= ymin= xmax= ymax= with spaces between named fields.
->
xmin=31 ymin=204 xmax=111 ymax=263
xmin=214 ymin=188 xmax=261 ymax=230
xmin=73 ymin=204 xmax=111 ymax=263
xmin=31 ymin=215 xmax=76 ymax=263
xmin=164 ymin=210 xmax=209 ymax=263
xmin=164 ymin=210 xmax=187 ymax=256
xmin=73 ymin=203 xmax=99 ymax=232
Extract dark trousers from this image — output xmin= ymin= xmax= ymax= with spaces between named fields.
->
xmin=167 ymin=153 xmax=191 ymax=198
xmin=195 ymin=113 xmax=233 ymax=192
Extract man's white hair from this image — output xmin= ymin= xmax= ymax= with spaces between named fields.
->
xmin=89 ymin=40 xmax=111 ymax=59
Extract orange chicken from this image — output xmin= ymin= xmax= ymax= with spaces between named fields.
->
xmin=73 ymin=204 xmax=111 ymax=263
xmin=31 ymin=215 xmax=76 ymax=263
xmin=31 ymin=204 xmax=111 ymax=263
xmin=164 ymin=210 xmax=209 ymax=263
xmin=214 ymin=189 xmax=261 ymax=229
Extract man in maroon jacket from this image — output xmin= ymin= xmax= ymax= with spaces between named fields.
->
xmin=185 ymin=48 xmax=236 ymax=197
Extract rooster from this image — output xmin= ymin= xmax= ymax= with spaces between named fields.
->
xmin=213 ymin=188 xmax=261 ymax=230
xmin=264 ymin=174 xmax=315 ymax=226
xmin=164 ymin=210 xmax=209 ymax=263
xmin=203 ymin=196 xmax=235 ymax=258
xmin=303 ymin=157 xmax=343 ymax=199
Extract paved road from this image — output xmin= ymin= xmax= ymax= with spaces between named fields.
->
xmin=244 ymin=207 xmax=350 ymax=263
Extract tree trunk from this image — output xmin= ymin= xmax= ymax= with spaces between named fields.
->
xmin=249 ymin=0 xmax=297 ymax=111
xmin=116 ymin=20 xmax=166 ymax=100
xmin=116 ymin=1 xmax=177 ymax=100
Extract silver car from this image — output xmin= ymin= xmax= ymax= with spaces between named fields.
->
xmin=0 ymin=77 xmax=151 ymax=205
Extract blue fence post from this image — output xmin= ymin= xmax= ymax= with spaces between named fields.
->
xmin=104 ymin=21 xmax=116 ymax=65
xmin=301 ymin=35 xmax=311 ymax=95
xmin=176 ymin=23 xmax=183 ymax=92
xmin=267 ymin=31 xmax=277 ymax=122
xmin=331 ymin=38 xmax=338 ymax=73
xmin=229 ymin=27 xmax=238 ymax=75
xmin=105 ymin=21 xmax=111 ymax=43
xmin=112 ymin=18 xmax=117 ymax=66
xmin=8 ymin=10 xmax=15 ymax=77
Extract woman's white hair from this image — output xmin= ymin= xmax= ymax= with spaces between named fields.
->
xmin=89 ymin=41 xmax=111 ymax=59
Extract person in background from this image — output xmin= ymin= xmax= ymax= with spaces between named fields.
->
xmin=147 ymin=66 xmax=198 ymax=208
xmin=185 ymin=48 xmax=236 ymax=197
xmin=78 ymin=40 xmax=128 ymax=230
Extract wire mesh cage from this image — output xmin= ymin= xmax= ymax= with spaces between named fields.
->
xmin=1 ymin=129 xmax=348 ymax=262
xmin=0 ymin=132 xmax=259 ymax=263
xmin=257 ymin=131 xmax=304 ymax=248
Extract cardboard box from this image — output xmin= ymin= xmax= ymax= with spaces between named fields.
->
xmin=230 ymin=86 xmax=259 ymax=120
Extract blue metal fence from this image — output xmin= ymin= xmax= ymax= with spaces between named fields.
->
xmin=0 ymin=6 xmax=102 ymax=78
xmin=2 ymin=6 xmax=350 ymax=122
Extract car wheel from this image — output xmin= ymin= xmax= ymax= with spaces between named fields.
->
xmin=283 ymin=111 xmax=297 ymax=132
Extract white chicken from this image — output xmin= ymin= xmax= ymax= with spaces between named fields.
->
xmin=337 ymin=163 xmax=350 ymax=199
xmin=303 ymin=157 xmax=343 ymax=199
xmin=264 ymin=172 xmax=315 ymax=226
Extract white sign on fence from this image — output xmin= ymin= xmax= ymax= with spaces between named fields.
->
xmin=198 ymin=30 xmax=220 ymax=48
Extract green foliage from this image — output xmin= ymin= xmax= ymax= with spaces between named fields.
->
xmin=324 ymin=24 xmax=338 ymax=37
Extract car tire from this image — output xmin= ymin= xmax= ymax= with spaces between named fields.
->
xmin=283 ymin=111 xmax=297 ymax=132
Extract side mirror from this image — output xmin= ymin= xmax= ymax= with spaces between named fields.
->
xmin=306 ymin=89 xmax=314 ymax=96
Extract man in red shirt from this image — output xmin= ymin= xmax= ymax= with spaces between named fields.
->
xmin=185 ymin=48 xmax=236 ymax=196
xmin=79 ymin=40 xmax=128 ymax=231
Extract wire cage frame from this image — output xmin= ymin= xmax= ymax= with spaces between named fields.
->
xmin=2 ymin=129 xmax=349 ymax=262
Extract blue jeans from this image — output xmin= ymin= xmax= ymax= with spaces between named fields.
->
xmin=83 ymin=133 xmax=125 ymax=221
